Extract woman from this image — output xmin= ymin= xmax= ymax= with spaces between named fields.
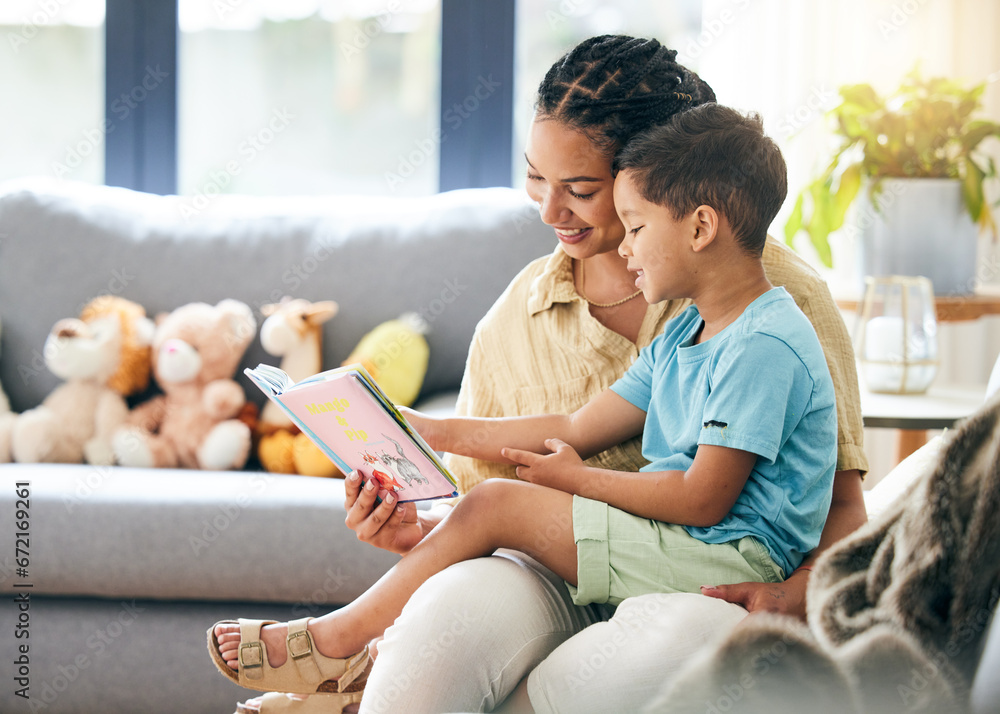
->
xmin=228 ymin=35 xmax=869 ymax=714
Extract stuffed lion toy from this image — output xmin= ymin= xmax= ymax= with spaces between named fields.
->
xmin=0 ymin=296 xmax=153 ymax=464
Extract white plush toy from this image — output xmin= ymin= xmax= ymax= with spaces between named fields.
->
xmin=0 ymin=297 xmax=154 ymax=465
xmin=0 ymin=317 xmax=13 ymax=460
xmin=0 ymin=316 xmax=9 ymax=415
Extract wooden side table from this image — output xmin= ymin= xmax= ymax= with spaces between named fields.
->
xmin=837 ymin=285 xmax=1000 ymax=463
xmin=835 ymin=284 xmax=1000 ymax=322
xmin=860 ymin=386 xmax=986 ymax=463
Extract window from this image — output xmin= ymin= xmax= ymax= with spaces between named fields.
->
xmin=178 ymin=0 xmax=441 ymax=197
xmin=0 ymin=0 xmax=106 ymax=184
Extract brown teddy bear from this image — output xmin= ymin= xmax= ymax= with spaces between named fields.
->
xmin=113 ymin=299 xmax=256 ymax=470
xmin=0 ymin=296 xmax=154 ymax=465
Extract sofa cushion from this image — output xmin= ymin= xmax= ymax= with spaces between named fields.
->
xmin=0 ymin=178 xmax=554 ymax=412
xmin=2 ymin=463 xmax=405 ymax=604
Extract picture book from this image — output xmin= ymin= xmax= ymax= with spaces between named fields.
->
xmin=244 ymin=362 xmax=459 ymax=502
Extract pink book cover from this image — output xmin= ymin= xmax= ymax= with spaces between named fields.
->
xmin=245 ymin=364 xmax=458 ymax=502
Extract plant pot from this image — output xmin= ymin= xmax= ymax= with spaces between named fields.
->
xmin=856 ymin=178 xmax=979 ymax=296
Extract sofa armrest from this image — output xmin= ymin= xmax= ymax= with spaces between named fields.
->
xmin=972 ymin=605 xmax=1000 ymax=714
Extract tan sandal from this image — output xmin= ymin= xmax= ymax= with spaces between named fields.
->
xmin=208 ymin=618 xmax=370 ymax=695
xmin=234 ymin=691 xmax=364 ymax=714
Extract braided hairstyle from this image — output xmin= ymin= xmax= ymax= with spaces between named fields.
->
xmin=536 ymin=35 xmax=716 ymax=157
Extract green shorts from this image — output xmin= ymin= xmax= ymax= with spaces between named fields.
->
xmin=567 ymin=495 xmax=785 ymax=607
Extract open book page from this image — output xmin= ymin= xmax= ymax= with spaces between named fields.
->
xmin=244 ymin=363 xmax=458 ymax=502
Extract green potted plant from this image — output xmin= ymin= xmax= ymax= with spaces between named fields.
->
xmin=784 ymin=69 xmax=1000 ymax=294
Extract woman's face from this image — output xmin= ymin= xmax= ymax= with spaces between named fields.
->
xmin=523 ymin=117 xmax=625 ymax=258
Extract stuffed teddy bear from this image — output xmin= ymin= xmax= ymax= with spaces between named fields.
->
xmin=113 ymin=299 xmax=256 ymax=470
xmin=0 ymin=296 xmax=154 ymax=465
xmin=255 ymin=297 xmax=342 ymax=477
xmin=0 ymin=316 xmax=9 ymax=416
xmin=0 ymin=316 xmax=16 ymax=461
xmin=342 ymin=312 xmax=430 ymax=407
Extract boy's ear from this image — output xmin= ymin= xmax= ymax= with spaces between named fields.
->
xmin=689 ymin=205 xmax=719 ymax=252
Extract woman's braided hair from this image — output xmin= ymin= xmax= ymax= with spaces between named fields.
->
xmin=535 ymin=35 xmax=716 ymax=156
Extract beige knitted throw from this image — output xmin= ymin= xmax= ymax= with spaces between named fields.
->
xmin=650 ymin=394 xmax=1000 ymax=714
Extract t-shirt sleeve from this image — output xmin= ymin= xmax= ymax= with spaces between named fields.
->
xmin=698 ymin=333 xmax=810 ymax=462
xmin=610 ymin=340 xmax=656 ymax=412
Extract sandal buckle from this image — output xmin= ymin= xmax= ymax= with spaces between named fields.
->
xmin=287 ymin=631 xmax=313 ymax=660
xmin=239 ymin=642 xmax=263 ymax=669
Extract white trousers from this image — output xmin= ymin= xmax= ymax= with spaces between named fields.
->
xmin=358 ymin=550 xmax=749 ymax=714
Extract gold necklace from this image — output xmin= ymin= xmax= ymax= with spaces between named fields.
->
xmin=578 ymin=259 xmax=644 ymax=308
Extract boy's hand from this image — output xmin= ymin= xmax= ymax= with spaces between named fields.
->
xmin=503 ymin=438 xmax=584 ymax=492
xmin=398 ymin=407 xmax=440 ymax=451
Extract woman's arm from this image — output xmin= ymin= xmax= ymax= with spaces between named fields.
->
xmin=343 ymin=471 xmax=453 ymax=555
xmin=700 ymin=468 xmax=867 ymax=617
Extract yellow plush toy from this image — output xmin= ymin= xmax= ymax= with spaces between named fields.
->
xmin=342 ymin=313 xmax=430 ymax=407
xmin=256 ymin=306 xmax=430 ymax=478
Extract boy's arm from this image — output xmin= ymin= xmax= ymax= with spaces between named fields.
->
xmin=404 ymin=388 xmax=647 ymax=466
xmin=505 ymin=441 xmax=757 ymax=528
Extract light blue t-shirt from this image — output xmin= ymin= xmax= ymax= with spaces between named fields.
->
xmin=610 ymin=287 xmax=837 ymax=575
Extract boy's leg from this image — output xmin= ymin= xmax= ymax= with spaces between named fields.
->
xmin=215 ymin=479 xmax=579 ymax=669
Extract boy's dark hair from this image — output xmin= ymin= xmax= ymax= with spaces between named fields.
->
xmin=613 ymin=104 xmax=788 ymax=256
xmin=535 ymin=35 xmax=716 ymax=156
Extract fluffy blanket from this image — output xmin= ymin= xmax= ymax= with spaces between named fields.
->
xmin=648 ymin=393 xmax=1000 ymax=714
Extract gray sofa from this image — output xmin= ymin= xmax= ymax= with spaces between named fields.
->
xmin=1 ymin=178 xmax=998 ymax=714
xmin=0 ymin=178 xmax=553 ymax=714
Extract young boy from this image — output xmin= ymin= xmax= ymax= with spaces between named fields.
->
xmin=210 ymin=104 xmax=837 ymax=701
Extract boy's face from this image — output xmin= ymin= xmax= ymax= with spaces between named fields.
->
xmin=613 ymin=171 xmax=695 ymax=304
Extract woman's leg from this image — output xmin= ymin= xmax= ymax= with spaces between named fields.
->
xmin=525 ymin=592 xmax=750 ymax=713
xmin=359 ymin=550 xmax=609 ymax=714
xmin=216 ymin=480 xmax=581 ymax=671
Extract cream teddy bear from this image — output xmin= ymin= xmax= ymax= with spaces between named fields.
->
xmin=0 ymin=316 xmax=14 ymax=460
xmin=255 ymin=297 xmax=342 ymax=477
xmin=113 ymin=299 xmax=256 ymax=470
xmin=0 ymin=296 xmax=154 ymax=465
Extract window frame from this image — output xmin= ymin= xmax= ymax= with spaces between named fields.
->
xmin=103 ymin=0 xmax=514 ymax=195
